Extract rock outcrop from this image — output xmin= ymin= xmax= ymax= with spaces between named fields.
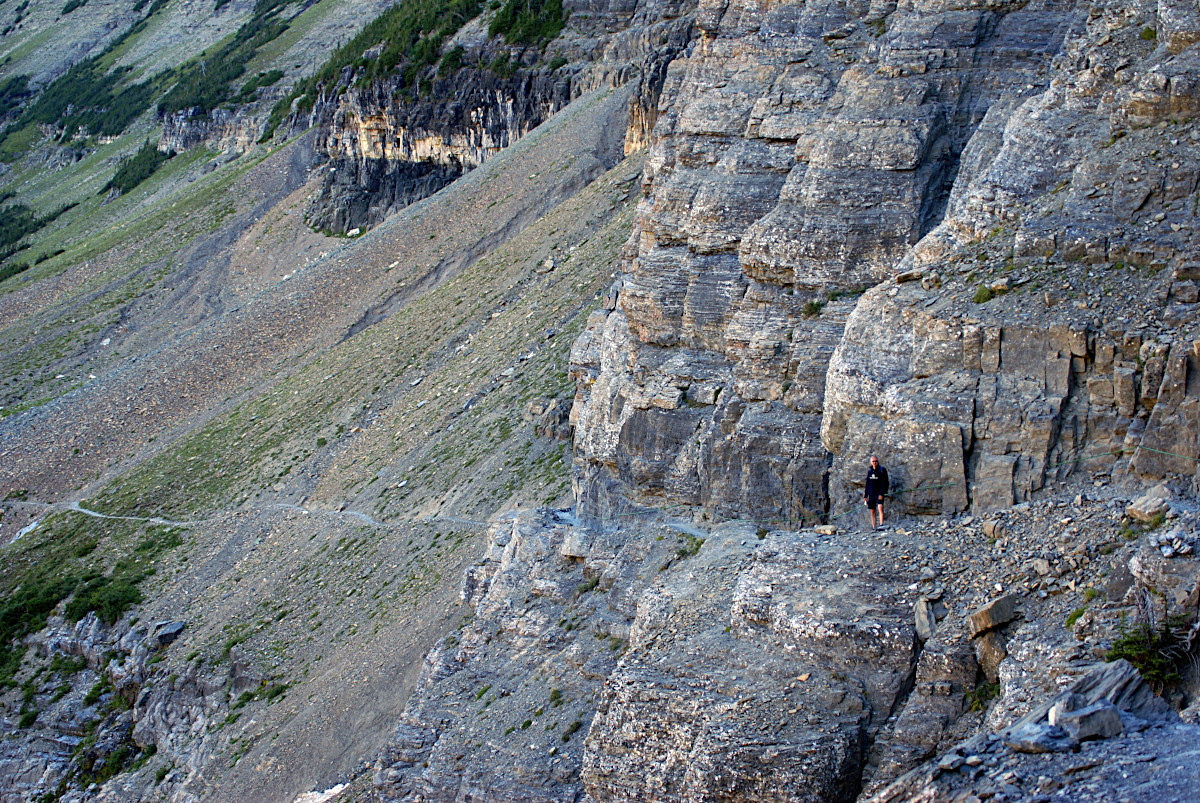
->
xmin=0 ymin=613 xmax=252 ymax=803
xmin=865 ymin=659 xmax=1197 ymax=803
xmin=373 ymin=512 xmax=926 ymax=802
xmin=821 ymin=0 xmax=1200 ymax=516
xmin=160 ymin=103 xmax=272 ymax=154
xmin=305 ymin=0 xmax=696 ymax=232
xmin=372 ymin=481 xmax=1200 ymax=801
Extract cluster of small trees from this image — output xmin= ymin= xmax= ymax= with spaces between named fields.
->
xmin=105 ymin=139 xmax=174 ymax=195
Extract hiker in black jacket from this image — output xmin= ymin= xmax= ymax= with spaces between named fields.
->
xmin=864 ymin=455 xmax=889 ymax=530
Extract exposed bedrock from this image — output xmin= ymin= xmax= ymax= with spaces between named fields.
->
xmin=160 ymin=103 xmax=272 ymax=155
xmin=372 ymin=513 xmax=920 ymax=803
xmin=571 ymin=0 xmax=1088 ymax=521
xmin=823 ymin=0 xmax=1200 ymax=515
xmin=820 ymin=278 xmax=1200 ymax=518
xmin=308 ymin=69 xmax=575 ymax=233
xmin=582 ymin=525 xmax=916 ymax=802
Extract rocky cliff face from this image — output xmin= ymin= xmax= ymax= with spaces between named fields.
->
xmin=304 ymin=0 xmax=697 ymax=232
xmin=370 ymin=486 xmax=1200 ymax=802
xmin=307 ymin=67 xmax=576 ymax=232
xmin=569 ymin=0 xmax=1094 ymax=522
xmin=160 ymin=102 xmax=278 ymax=155
xmin=370 ymin=511 xmax=923 ymax=803
xmin=823 ymin=0 xmax=1200 ymax=516
xmin=570 ymin=0 xmax=1200 ymax=522
xmin=0 ymin=613 xmax=250 ymax=803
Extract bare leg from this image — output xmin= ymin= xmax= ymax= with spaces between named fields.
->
xmin=877 ymin=503 xmax=885 ymax=527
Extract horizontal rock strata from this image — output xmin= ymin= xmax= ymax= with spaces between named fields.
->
xmin=570 ymin=0 xmax=1093 ymax=522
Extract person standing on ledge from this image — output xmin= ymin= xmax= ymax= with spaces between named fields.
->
xmin=865 ymin=455 xmax=889 ymax=530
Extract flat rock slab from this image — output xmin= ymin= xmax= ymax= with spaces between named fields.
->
xmin=967 ymin=594 xmax=1018 ymax=638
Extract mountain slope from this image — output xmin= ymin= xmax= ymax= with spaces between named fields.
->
xmin=1 ymin=0 xmax=1199 ymax=800
xmin=0 ymin=84 xmax=640 ymax=801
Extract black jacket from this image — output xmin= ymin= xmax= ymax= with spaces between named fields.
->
xmin=865 ymin=465 xmax=889 ymax=499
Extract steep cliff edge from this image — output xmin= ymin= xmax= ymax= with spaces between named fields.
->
xmin=370 ymin=482 xmax=1200 ymax=801
xmin=5 ymin=0 xmax=1200 ymax=798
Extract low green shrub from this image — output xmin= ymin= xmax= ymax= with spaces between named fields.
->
xmin=64 ymin=576 xmax=143 ymax=624
xmin=561 ymin=718 xmax=582 ymax=742
xmin=1106 ymin=614 xmax=1191 ymax=692
xmin=965 ymin=681 xmax=999 ymax=712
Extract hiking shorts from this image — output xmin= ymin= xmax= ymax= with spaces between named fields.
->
xmin=866 ymin=496 xmax=883 ymax=509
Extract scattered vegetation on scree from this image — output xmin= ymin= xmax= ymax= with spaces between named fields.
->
xmin=105 ymin=140 xmax=175 ymax=195
xmin=0 ymin=513 xmax=185 ymax=685
xmin=265 ymin=0 xmax=482 ymax=137
xmin=0 ymin=0 xmax=293 ymax=160
xmin=235 ymin=70 xmax=286 ymax=104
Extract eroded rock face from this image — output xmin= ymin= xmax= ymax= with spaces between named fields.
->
xmin=570 ymin=0 xmax=1089 ymax=521
xmin=0 ymin=613 xmax=255 ymax=803
xmin=373 ymin=514 xmax=926 ymax=803
xmin=574 ymin=0 xmax=1200 ymax=521
xmin=821 ymin=282 xmax=1125 ymax=516
xmin=821 ymin=0 xmax=1200 ymax=515
xmin=160 ymin=105 xmax=267 ymax=154
xmin=308 ymin=69 xmax=575 ymax=233
xmin=584 ymin=526 xmax=916 ymax=802
xmin=370 ymin=474 xmax=1198 ymax=802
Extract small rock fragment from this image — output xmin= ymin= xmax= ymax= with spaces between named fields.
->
xmin=982 ymin=519 xmax=1006 ymax=540
xmin=1056 ymin=701 xmax=1123 ymax=741
xmin=975 ymin=630 xmax=1007 ymax=683
xmin=915 ymin=597 xmax=937 ymax=641
xmin=1004 ymin=722 xmax=1074 ymax=754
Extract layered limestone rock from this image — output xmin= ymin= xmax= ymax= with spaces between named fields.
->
xmin=822 ymin=273 xmax=1200 ymax=516
xmin=306 ymin=0 xmax=696 ymax=232
xmin=371 ymin=486 xmax=1199 ymax=801
xmin=571 ymin=0 xmax=1089 ymax=522
xmin=160 ymin=103 xmax=274 ymax=154
xmin=308 ymin=69 xmax=576 ymax=232
xmin=823 ymin=0 xmax=1200 ymax=515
